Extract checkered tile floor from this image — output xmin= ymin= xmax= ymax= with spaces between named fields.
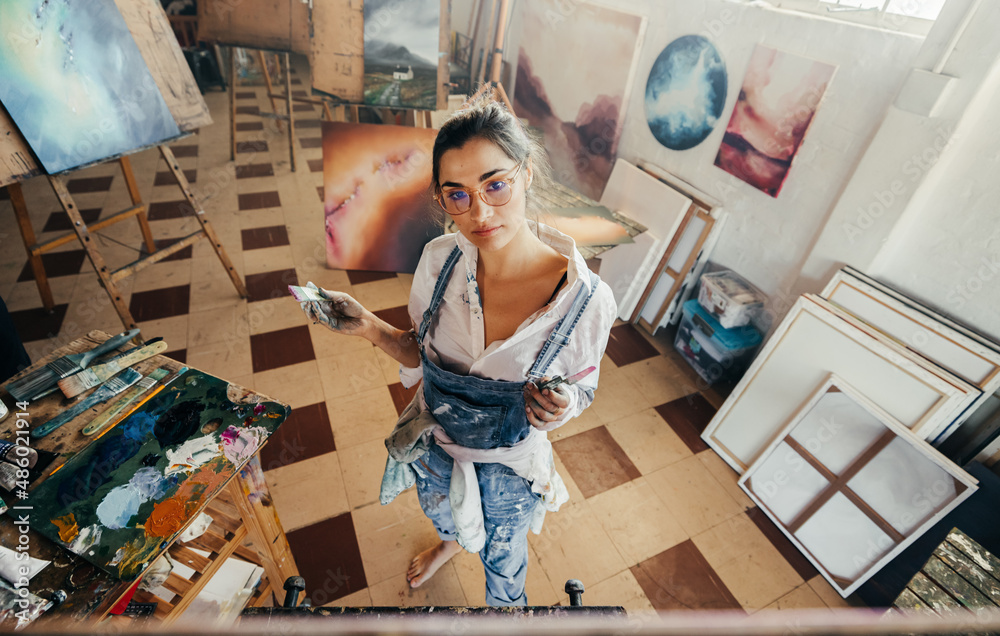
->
xmin=0 ymin=59 xmax=863 ymax=614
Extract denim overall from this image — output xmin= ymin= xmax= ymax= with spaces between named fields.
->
xmin=412 ymin=246 xmax=597 ymax=606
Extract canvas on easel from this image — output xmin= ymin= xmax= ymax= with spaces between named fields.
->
xmin=311 ymin=0 xmax=450 ymax=110
xmin=198 ymin=0 xmax=311 ymax=55
xmin=114 ymin=0 xmax=213 ymax=132
xmin=0 ymin=0 xmax=181 ymax=174
xmin=362 ymin=0 xmax=442 ymax=110
xmin=0 ymin=102 xmax=41 ymax=188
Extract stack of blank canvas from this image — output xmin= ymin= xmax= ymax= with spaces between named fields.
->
xmin=701 ymin=266 xmax=1000 ymax=597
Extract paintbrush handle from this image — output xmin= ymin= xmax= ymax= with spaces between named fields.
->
xmin=85 ymin=341 xmax=168 ymax=381
xmin=77 ymin=329 xmax=140 ymax=368
xmin=33 ymin=390 xmax=108 ymax=439
xmin=58 ymin=341 xmax=168 ymax=398
xmin=82 ymin=368 xmax=169 ymax=436
xmin=92 ymin=367 xmax=188 ymax=442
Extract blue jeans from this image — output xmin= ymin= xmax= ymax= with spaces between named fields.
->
xmin=413 ymin=443 xmax=539 ymax=606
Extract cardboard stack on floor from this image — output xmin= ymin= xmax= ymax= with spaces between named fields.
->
xmin=700 ymin=266 xmax=1000 ymax=598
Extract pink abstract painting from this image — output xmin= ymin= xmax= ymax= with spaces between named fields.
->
xmin=322 ymin=121 xmax=440 ymax=272
xmin=714 ymin=45 xmax=836 ymax=198
xmin=512 ymin=1 xmax=645 ymax=200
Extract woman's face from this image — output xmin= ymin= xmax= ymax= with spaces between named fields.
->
xmin=437 ymin=137 xmax=532 ymax=253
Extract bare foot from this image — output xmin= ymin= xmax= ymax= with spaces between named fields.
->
xmin=407 ymin=540 xmax=463 ymax=588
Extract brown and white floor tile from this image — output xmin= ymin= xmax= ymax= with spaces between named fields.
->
xmin=264 ymin=452 xmax=350 ymax=533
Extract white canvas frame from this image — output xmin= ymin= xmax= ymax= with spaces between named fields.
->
xmin=739 ymin=374 xmax=979 ymax=597
xmin=598 ymin=160 xmax=689 ymax=319
xmin=822 ymin=267 xmax=1000 ymax=442
xmin=701 ymin=295 xmax=977 ymax=473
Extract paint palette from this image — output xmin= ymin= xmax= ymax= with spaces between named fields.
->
xmin=27 ymin=370 xmax=289 ymax=580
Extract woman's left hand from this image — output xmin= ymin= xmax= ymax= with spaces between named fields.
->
xmin=524 ymin=378 xmax=570 ymax=428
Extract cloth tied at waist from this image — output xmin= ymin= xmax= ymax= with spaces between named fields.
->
xmin=379 ymin=392 xmax=569 ymax=553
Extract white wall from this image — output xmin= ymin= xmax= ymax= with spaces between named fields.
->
xmin=870 ymin=58 xmax=1000 ymax=341
xmin=793 ymin=0 xmax=1000 ymax=307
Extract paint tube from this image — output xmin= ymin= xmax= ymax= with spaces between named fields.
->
xmin=0 ymin=462 xmax=16 ymax=491
xmin=0 ymin=545 xmax=49 ymax=586
xmin=0 ymin=439 xmax=38 ymax=469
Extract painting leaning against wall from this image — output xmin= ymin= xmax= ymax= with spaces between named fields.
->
xmin=511 ymin=0 xmax=646 ymax=201
xmin=0 ymin=0 xmax=180 ymax=174
xmin=713 ymin=45 xmax=836 ymax=198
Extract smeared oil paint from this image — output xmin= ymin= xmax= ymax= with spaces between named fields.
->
xmin=68 ymin=524 xmax=102 ymax=554
xmin=239 ymin=459 xmax=271 ymax=506
xmin=141 ymin=453 xmax=160 ymax=467
xmin=153 ymin=401 xmax=206 ymax=446
xmin=201 ymin=418 xmax=223 ymax=434
xmin=227 ymin=383 xmax=263 ymax=405
xmin=253 ymin=403 xmax=266 ymax=416
xmin=55 ymin=411 xmax=158 ymax=508
xmin=146 ymin=497 xmax=189 ymax=537
xmin=115 ymin=536 xmax=163 ymax=577
xmin=96 ymin=468 xmax=170 ymax=530
xmin=164 ymin=434 xmax=221 ymax=476
xmin=52 ymin=512 xmax=79 ymax=544
xmin=221 ymin=425 xmax=266 ymax=466
xmin=96 ymin=485 xmax=140 ymax=530
xmin=109 ymin=547 xmax=125 ymax=567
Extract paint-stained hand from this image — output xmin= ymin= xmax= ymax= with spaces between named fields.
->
xmin=524 ymin=377 xmax=570 ymax=428
xmin=301 ymin=289 xmax=371 ymax=337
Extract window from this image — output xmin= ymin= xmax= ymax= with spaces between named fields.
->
xmin=824 ymin=0 xmax=947 ymax=19
xmin=769 ymin=0 xmax=948 ymax=34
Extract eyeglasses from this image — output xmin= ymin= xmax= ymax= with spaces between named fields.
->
xmin=434 ymin=161 xmax=524 ymax=216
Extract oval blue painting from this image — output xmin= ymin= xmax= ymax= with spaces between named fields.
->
xmin=645 ymin=35 xmax=727 ymax=151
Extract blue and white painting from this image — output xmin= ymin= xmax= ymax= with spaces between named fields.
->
xmin=644 ymin=35 xmax=727 ymax=151
xmin=0 ymin=0 xmax=180 ymax=174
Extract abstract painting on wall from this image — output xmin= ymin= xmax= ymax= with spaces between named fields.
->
xmin=645 ymin=35 xmax=728 ymax=151
xmin=0 ymin=0 xmax=180 ymax=174
xmin=512 ymin=0 xmax=646 ymax=200
xmin=323 ymin=121 xmax=441 ymax=272
xmin=28 ymin=370 xmax=288 ymax=579
xmin=714 ymin=45 xmax=836 ymax=197
xmin=363 ymin=0 xmax=440 ymax=110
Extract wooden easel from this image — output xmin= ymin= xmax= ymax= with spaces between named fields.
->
xmin=463 ymin=0 xmax=514 ymax=112
xmin=8 ymin=145 xmax=247 ymax=337
xmin=227 ymin=47 xmax=336 ymax=172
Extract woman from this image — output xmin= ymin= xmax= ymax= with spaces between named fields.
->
xmin=303 ymin=95 xmax=617 ymax=606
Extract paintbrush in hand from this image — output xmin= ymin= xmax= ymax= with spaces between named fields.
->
xmin=32 ymin=369 xmax=143 ymax=439
xmin=58 ymin=340 xmax=168 ymax=398
xmin=4 ymin=329 xmax=139 ymax=401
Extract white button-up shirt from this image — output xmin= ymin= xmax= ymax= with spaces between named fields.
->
xmin=400 ymin=223 xmax=618 ymax=430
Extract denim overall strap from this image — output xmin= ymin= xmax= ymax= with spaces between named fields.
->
xmin=417 ymin=246 xmax=463 ymax=345
xmin=527 ymin=271 xmax=600 ymax=380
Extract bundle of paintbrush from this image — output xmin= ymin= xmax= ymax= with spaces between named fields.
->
xmin=3 ymin=329 xmax=139 ymax=402
xmin=32 ymin=369 xmax=144 ymax=439
xmin=57 ymin=340 xmax=167 ymax=399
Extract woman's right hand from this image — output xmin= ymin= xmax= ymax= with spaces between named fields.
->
xmin=302 ymin=289 xmax=372 ymax=338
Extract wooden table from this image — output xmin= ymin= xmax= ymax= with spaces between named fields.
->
xmin=0 ymin=330 xmax=299 ymax=627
